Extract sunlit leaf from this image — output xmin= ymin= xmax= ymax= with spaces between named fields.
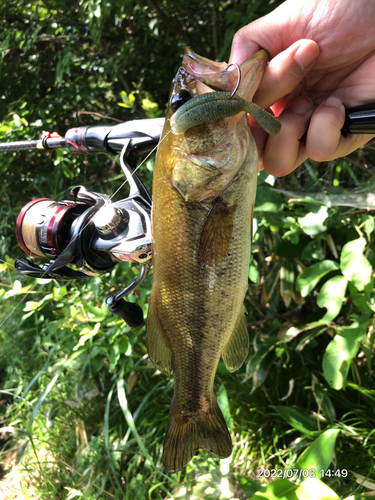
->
xmin=295 ymin=429 xmax=340 ymax=478
xmin=64 ymin=488 xmax=84 ymax=500
xmin=322 ymin=322 xmax=367 ymax=389
xmin=317 ymin=275 xmax=348 ymax=323
xmin=362 ymin=216 xmax=375 ymax=237
xmin=298 ymin=206 xmax=328 ymax=237
xmin=296 ymin=477 xmax=340 ymax=500
xmin=235 ymin=475 xmax=262 ymax=497
xmin=250 ymin=479 xmax=299 ymax=499
xmin=217 ymin=383 xmax=233 ymax=432
xmin=340 ymin=238 xmax=372 ymax=291
xmin=248 ymin=255 xmax=259 ymax=283
xmin=280 ymin=260 xmax=295 ymax=308
xmin=296 ymin=260 xmax=340 ymax=297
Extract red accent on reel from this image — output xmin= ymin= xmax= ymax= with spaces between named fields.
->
xmin=16 ymin=198 xmax=52 ymax=257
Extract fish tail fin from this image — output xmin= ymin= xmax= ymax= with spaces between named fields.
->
xmin=163 ymin=397 xmax=232 ymax=472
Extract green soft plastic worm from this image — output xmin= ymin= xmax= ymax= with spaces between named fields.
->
xmin=170 ymin=91 xmax=281 ymax=136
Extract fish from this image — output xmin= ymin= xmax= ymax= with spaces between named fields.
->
xmin=146 ymin=47 xmax=280 ymax=472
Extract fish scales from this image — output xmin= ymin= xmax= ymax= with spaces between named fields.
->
xmin=146 ymin=48 xmax=280 ymax=472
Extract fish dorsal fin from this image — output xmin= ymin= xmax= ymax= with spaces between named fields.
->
xmin=222 ymin=312 xmax=249 ymax=372
xmin=199 ymin=198 xmax=236 ymax=266
xmin=146 ymin=298 xmax=173 ymax=375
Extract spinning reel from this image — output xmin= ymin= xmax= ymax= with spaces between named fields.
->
xmin=3 ymin=118 xmax=164 ymax=327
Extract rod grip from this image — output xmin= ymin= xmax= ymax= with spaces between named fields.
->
xmin=342 ymin=103 xmax=375 ymax=134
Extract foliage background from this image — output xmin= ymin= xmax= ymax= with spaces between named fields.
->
xmin=0 ymin=0 xmax=374 ymax=499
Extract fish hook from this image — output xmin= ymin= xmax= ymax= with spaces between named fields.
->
xmin=224 ymin=63 xmax=241 ymax=99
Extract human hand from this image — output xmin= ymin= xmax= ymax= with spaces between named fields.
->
xmin=229 ymin=0 xmax=375 ymax=175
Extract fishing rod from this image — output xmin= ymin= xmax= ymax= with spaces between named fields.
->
xmin=0 ymin=104 xmax=374 ymax=326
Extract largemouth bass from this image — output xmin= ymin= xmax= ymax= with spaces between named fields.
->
xmin=147 ymin=48 xmax=280 ymax=472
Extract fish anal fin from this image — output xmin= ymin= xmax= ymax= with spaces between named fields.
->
xmin=146 ymin=299 xmax=173 ymax=375
xmin=199 ymin=198 xmax=236 ymax=266
xmin=163 ymin=397 xmax=232 ymax=472
xmin=222 ymin=312 xmax=249 ymax=372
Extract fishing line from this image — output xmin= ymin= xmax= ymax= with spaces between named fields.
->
xmin=1 ymin=129 xmax=171 ymax=329
xmin=109 ymin=129 xmax=171 ymax=202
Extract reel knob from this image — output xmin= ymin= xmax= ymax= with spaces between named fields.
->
xmin=105 ymin=296 xmax=144 ymax=328
xmin=92 ymin=205 xmax=123 ymax=234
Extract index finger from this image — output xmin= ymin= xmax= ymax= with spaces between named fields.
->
xmin=253 ymin=39 xmax=319 ymax=110
xmin=229 ymin=28 xmax=262 ymax=66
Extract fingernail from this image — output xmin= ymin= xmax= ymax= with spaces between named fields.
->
xmin=289 ymin=97 xmax=313 ymax=115
xmin=294 ymin=41 xmax=319 ymax=70
xmin=323 ymin=96 xmax=343 ymax=108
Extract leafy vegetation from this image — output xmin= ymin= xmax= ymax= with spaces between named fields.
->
xmin=1 ymin=0 xmax=375 ymax=499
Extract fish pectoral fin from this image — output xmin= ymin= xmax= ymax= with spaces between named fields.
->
xmin=146 ymin=299 xmax=173 ymax=375
xmin=199 ymin=197 xmax=236 ymax=266
xmin=222 ymin=312 xmax=249 ymax=372
xmin=244 ymin=101 xmax=281 ymax=136
xmin=163 ymin=397 xmax=232 ymax=472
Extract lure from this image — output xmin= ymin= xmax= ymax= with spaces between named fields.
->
xmin=170 ymin=91 xmax=281 ymax=136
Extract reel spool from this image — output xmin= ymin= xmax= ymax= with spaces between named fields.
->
xmin=16 ymin=198 xmax=87 ymax=259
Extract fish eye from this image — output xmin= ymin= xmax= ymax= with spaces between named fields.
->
xmin=171 ymin=90 xmax=192 ymax=113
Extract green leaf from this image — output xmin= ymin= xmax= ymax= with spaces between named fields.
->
xmin=248 ymin=255 xmax=259 ymax=283
xmin=64 ymin=488 xmax=84 ymax=500
xmin=322 ymin=323 xmax=367 ymax=389
xmin=295 ymin=429 xmax=340 ymax=478
xmin=217 ymin=383 xmax=233 ymax=432
xmin=296 ymin=260 xmax=340 ymax=297
xmin=296 ymin=477 xmax=340 ymax=500
xmin=348 ymin=280 xmax=372 ymax=314
xmin=117 ymin=378 xmax=154 ymax=465
xmin=311 ymin=375 xmax=336 ymax=423
xmin=300 ymin=238 xmax=324 ymax=261
xmin=340 ymin=238 xmax=372 ymax=291
xmin=362 ymin=216 xmax=375 ymax=237
xmin=251 ymin=479 xmax=299 ymax=500
xmin=280 ymin=259 xmax=295 ymax=307
xmin=247 ymin=337 xmax=279 ymax=389
xmin=254 ymin=185 xmax=283 ymax=212
xmin=317 ymin=275 xmax=348 ymax=323
xmin=28 ymin=367 xmax=63 ymax=434
xmin=235 ymin=474 xmax=261 ymax=497
xmin=274 ymin=406 xmax=319 ymax=437
xmin=118 ymin=90 xmax=136 ymax=108
xmin=299 ymin=206 xmax=328 ymax=237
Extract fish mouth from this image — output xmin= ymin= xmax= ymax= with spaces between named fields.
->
xmin=181 ymin=47 xmax=269 ymax=98
xmin=167 ymin=48 xmax=270 ymax=153
xmin=182 ymin=48 xmax=235 ymax=95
